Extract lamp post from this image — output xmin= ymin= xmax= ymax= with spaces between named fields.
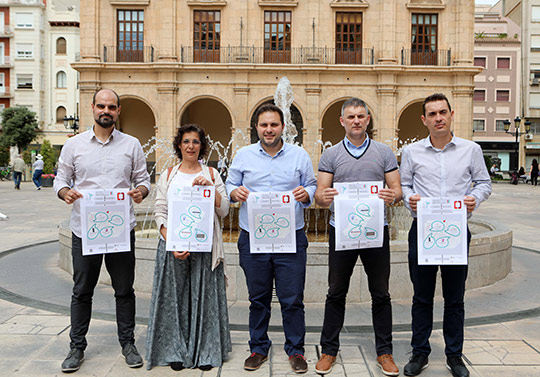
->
xmin=63 ymin=115 xmax=79 ymax=134
xmin=504 ymin=116 xmax=531 ymax=171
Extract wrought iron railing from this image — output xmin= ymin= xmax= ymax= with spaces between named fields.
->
xmin=401 ymin=48 xmax=451 ymax=66
xmin=103 ymin=46 xmax=155 ymax=63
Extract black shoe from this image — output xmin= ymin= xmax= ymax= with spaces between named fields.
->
xmin=244 ymin=352 xmax=268 ymax=371
xmin=122 ymin=343 xmax=143 ymax=368
xmin=170 ymin=362 xmax=184 ymax=371
xmin=199 ymin=365 xmax=213 ymax=371
xmin=404 ymin=354 xmax=429 ymax=376
xmin=446 ymin=356 xmax=469 ymax=377
xmin=61 ymin=348 xmax=84 ymax=373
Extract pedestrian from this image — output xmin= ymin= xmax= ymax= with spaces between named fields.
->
xmin=400 ymin=93 xmax=491 ymax=377
xmin=12 ymin=154 xmax=25 ymax=190
xmin=530 ymin=159 xmax=538 ymax=186
xmin=145 ymin=123 xmax=231 ymax=371
xmin=54 ymin=88 xmax=151 ymax=373
xmin=314 ymin=97 xmax=402 ymax=376
xmin=226 ymin=103 xmax=317 ymax=374
xmin=32 ymin=154 xmax=44 ymax=190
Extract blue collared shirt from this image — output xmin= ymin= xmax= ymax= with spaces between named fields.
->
xmin=343 ymin=135 xmax=370 ymax=158
xmin=226 ymin=140 xmax=317 ymax=231
xmin=400 ymin=135 xmax=492 ymax=218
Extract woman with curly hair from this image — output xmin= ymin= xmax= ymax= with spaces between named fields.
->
xmin=145 ymin=124 xmax=231 ymax=371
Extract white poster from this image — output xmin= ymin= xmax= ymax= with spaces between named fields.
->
xmin=247 ymin=191 xmax=296 ymax=253
xmin=417 ymin=197 xmax=468 ymax=265
xmin=80 ymin=189 xmax=131 ymax=256
xmin=166 ymin=185 xmax=215 ymax=252
xmin=334 ymin=181 xmax=384 ymax=250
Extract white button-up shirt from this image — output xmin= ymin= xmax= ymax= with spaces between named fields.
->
xmin=54 ymin=127 xmax=151 ymax=237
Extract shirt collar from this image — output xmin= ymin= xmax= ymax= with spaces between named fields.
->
xmin=424 ymin=134 xmax=456 ymax=151
xmin=344 ymin=135 xmax=370 ymax=150
xmin=90 ymin=125 xmax=119 ymax=145
xmin=257 ymin=139 xmax=286 ymax=157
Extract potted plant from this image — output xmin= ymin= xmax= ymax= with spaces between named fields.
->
xmin=40 ymin=139 xmax=57 ymax=187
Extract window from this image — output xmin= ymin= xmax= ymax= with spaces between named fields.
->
xmin=0 ymin=72 xmax=4 ymax=94
xmin=532 ymin=5 xmax=540 ymax=22
xmin=193 ymin=10 xmax=220 ymax=63
xmin=0 ymin=104 xmax=5 ymax=123
xmin=335 ymin=12 xmax=363 ymax=64
xmin=15 ymin=13 xmax=33 ymax=28
xmin=530 ymin=121 xmax=540 ymax=135
xmin=117 ymin=10 xmax=144 ymax=62
xmin=532 ymin=35 xmax=540 ymax=51
xmin=473 ymin=119 xmax=485 ymax=132
xmin=411 ymin=13 xmax=438 ymax=65
xmin=56 ymin=106 xmax=66 ymax=123
xmin=16 ymin=43 xmax=33 ymax=59
xmin=56 ymin=37 xmax=66 ymax=54
xmin=16 ymin=74 xmax=33 ymax=89
xmin=497 ymin=57 xmax=510 ymax=69
xmin=496 ymin=90 xmax=510 ymax=102
xmin=56 ymin=71 xmax=67 ymax=88
xmin=496 ymin=120 xmax=506 ymax=131
xmin=530 ymin=93 xmax=540 ymax=109
xmin=474 ymin=90 xmax=486 ymax=101
xmin=474 ymin=57 xmax=486 ymax=68
xmin=0 ymin=43 xmax=4 ymax=65
xmin=264 ymin=11 xmax=291 ymax=63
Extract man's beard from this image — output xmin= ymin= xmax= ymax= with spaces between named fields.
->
xmin=95 ymin=114 xmax=116 ymax=128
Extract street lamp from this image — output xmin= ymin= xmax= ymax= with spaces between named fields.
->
xmin=63 ymin=115 xmax=79 ymax=134
xmin=504 ymin=116 xmax=531 ymax=171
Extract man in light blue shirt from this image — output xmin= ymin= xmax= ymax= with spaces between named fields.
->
xmin=400 ymin=93 xmax=491 ymax=377
xmin=226 ymin=103 xmax=316 ymax=374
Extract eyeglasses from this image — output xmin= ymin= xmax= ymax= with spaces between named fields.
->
xmin=182 ymin=139 xmax=201 ymax=145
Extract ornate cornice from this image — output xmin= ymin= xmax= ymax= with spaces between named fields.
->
xmin=109 ymin=0 xmax=150 ymax=5
xmin=406 ymin=0 xmax=446 ymax=10
xmin=258 ymin=0 xmax=298 ymax=8
xmin=186 ymin=0 xmax=227 ymax=7
xmin=330 ymin=0 xmax=369 ymax=9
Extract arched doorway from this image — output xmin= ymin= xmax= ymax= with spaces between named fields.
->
xmin=180 ymin=98 xmax=233 ymax=168
xmin=249 ymin=100 xmax=303 ymax=145
xmin=321 ymin=100 xmax=375 ymax=147
xmin=398 ymin=101 xmax=427 ymax=146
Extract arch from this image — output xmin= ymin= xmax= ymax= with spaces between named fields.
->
xmin=397 ymin=99 xmax=428 ymax=146
xmin=248 ymin=97 xmax=304 ymax=145
xmin=56 ymin=37 xmax=66 ymax=54
xmin=56 ymin=106 xmax=66 ymax=124
xmin=177 ymin=94 xmax=235 ymax=125
xmin=56 ymin=71 xmax=67 ymax=88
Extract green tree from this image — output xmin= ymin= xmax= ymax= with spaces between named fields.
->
xmin=0 ymin=107 xmax=38 ymax=150
xmin=40 ymin=139 xmax=56 ymax=174
xmin=0 ymin=146 xmax=9 ymax=166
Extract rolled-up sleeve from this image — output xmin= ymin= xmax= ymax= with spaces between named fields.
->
xmin=154 ymin=172 xmax=168 ymax=231
xmin=469 ymin=144 xmax=492 ymax=209
xmin=225 ymin=151 xmax=243 ymax=202
xmin=400 ymin=147 xmax=416 ymax=212
xmin=214 ymin=169 xmax=230 ymax=218
xmin=131 ymin=142 xmax=151 ymax=192
xmin=54 ymin=140 xmax=74 ymax=196
xmin=300 ymin=151 xmax=316 ymax=208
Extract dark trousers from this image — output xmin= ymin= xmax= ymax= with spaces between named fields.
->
xmin=320 ymin=226 xmax=393 ymax=356
xmin=32 ymin=169 xmax=42 ymax=188
xmin=238 ymin=229 xmax=308 ymax=356
xmin=13 ymin=171 xmax=22 ymax=189
xmin=408 ymin=220 xmax=471 ymax=357
xmin=70 ymin=231 xmax=136 ymax=351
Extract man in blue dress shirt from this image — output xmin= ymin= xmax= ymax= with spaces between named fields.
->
xmin=226 ymin=103 xmax=316 ymax=374
xmin=400 ymin=93 xmax=491 ymax=377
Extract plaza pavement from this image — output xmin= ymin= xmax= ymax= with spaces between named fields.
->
xmin=0 ymin=179 xmax=540 ymax=376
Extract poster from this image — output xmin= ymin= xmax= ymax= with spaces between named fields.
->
xmin=247 ymin=191 xmax=296 ymax=253
xmin=166 ymin=185 xmax=215 ymax=252
xmin=80 ymin=189 xmax=131 ymax=255
xmin=417 ymin=197 xmax=468 ymax=265
xmin=334 ymin=181 xmax=384 ymax=250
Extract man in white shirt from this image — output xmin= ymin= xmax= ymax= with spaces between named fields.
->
xmin=54 ymin=89 xmax=151 ymax=373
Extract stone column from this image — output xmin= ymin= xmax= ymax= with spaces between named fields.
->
xmin=80 ymin=0 xmax=100 ymax=61
xmin=157 ymin=0 xmax=177 ymax=61
xmin=376 ymin=71 xmax=398 ymax=149
xmin=304 ymin=87 xmax=321 ymax=169
xmin=232 ymin=72 xmax=251 ymax=154
xmin=377 ymin=0 xmax=398 ymax=64
xmin=155 ymin=70 xmax=178 ymax=173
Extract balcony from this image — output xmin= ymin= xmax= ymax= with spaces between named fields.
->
xmin=401 ymin=48 xmax=451 ymax=66
xmin=179 ymin=45 xmax=375 ymax=65
xmin=0 ymin=56 xmax=12 ymax=67
xmin=0 ymin=87 xmax=12 ymax=98
xmin=103 ymin=46 xmax=155 ymax=63
xmin=0 ymin=25 xmax=14 ymax=37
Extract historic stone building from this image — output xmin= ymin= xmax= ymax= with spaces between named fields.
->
xmin=74 ymin=0 xmax=479 ymax=170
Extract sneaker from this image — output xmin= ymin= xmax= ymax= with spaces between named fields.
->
xmin=404 ymin=354 xmax=429 ymax=376
xmin=377 ymin=354 xmax=399 ymax=376
xmin=244 ymin=352 xmax=268 ymax=371
xmin=61 ymin=348 xmax=84 ymax=373
xmin=37 ymin=186 xmax=41 ymax=190
xmin=315 ymin=353 xmax=336 ymax=375
xmin=289 ymin=354 xmax=308 ymax=374
xmin=446 ymin=356 xmax=469 ymax=377
xmin=121 ymin=343 xmax=143 ymax=368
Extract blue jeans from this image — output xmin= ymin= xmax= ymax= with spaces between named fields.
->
xmin=13 ymin=171 xmax=22 ymax=188
xmin=32 ymin=169 xmax=42 ymax=188
xmin=238 ymin=229 xmax=308 ymax=356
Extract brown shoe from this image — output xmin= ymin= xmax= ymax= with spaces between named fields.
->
xmin=244 ymin=352 xmax=268 ymax=371
xmin=315 ymin=353 xmax=336 ymax=375
xmin=377 ymin=354 xmax=399 ymax=376
xmin=289 ymin=354 xmax=308 ymax=374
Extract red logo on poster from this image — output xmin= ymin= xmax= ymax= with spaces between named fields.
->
xmin=370 ymin=185 xmax=378 ymax=194
xmin=117 ymin=192 xmax=125 ymax=201
xmin=454 ymin=201 xmax=462 ymax=209
xmin=203 ymin=189 xmax=211 ymax=198
xmin=282 ymin=195 xmax=290 ymax=203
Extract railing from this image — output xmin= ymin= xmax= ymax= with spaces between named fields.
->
xmin=0 ymin=25 xmax=13 ymax=36
xmin=0 ymin=56 xmax=11 ymax=66
xmin=103 ymin=46 xmax=155 ymax=63
xmin=0 ymin=87 xmax=12 ymax=96
xmin=401 ymin=48 xmax=451 ymax=66
xmin=180 ymin=45 xmax=375 ymax=65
